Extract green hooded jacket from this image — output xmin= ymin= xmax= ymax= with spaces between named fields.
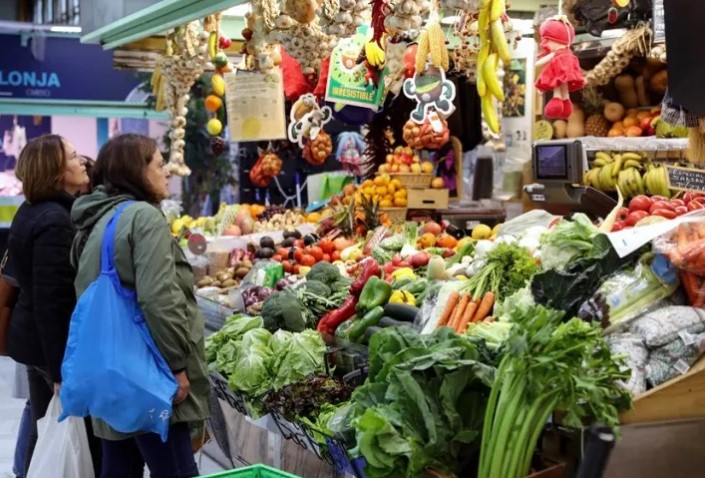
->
xmin=71 ymin=186 xmax=209 ymax=440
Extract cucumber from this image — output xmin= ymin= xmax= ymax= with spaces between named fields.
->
xmin=379 ymin=317 xmax=408 ymax=328
xmin=383 ymin=303 xmax=420 ymax=322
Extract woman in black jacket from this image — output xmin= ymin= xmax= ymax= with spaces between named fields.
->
xmin=6 ymin=134 xmax=91 ymax=475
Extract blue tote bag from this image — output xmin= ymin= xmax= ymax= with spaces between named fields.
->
xmin=60 ymin=201 xmax=177 ymax=441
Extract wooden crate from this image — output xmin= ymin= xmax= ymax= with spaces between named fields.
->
xmin=620 ymin=354 xmax=705 ymax=425
xmin=407 ymin=188 xmax=450 ymax=209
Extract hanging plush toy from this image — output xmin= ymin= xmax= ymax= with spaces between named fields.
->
xmin=535 ymin=16 xmax=585 ymax=120
xmin=335 ymin=132 xmax=367 ymax=175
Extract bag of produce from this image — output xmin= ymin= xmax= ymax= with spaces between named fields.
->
xmin=240 ymin=260 xmax=284 ymax=289
xmin=652 ymin=214 xmax=705 ymax=276
xmin=606 ymin=333 xmax=648 ymax=396
xmin=630 ymin=306 xmax=705 ymax=348
xmin=577 ymin=253 xmax=679 ymax=332
xmin=645 ymin=331 xmax=705 ymax=387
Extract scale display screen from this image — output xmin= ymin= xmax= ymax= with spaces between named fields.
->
xmin=535 ymin=144 xmax=569 ymax=180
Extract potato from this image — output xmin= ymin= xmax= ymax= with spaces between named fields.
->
xmin=197 ymin=277 xmax=214 ymax=288
xmin=222 ymin=279 xmax=238 ymax=288
xmin=234 ymin=267 xmax=251 ymax=279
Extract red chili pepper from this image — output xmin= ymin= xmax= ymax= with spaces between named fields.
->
xmin=316 ymin=296 xmax=358 ymax=335
xmin=349 ymin=258 xmax=380 ymax=297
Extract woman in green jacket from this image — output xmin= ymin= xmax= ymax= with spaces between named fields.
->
xmin=71 ymin=134 xmax=209 ymax=478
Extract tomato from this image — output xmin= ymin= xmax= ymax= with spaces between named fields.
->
xmin=322 ymin=253 xmax=331 ymax=263
xmin=277 ymin=248 xmax=289 ymax=258
xmin=649 ymin=201 xmax=673 ymax=214
xmin=689 ymin=199 xmax=705 ymax=211
xmin=618 ymin=207 xmax=630 ymax=221
xmin=675 ymin=206 xmax=688 ymax=216
xmin=300 ymin=254 xmax=316 ymax=267
xmin=651 ymin=195 xmax=668 ymax=202
xmin=293 ymin=264 xmax=300 ymax=275
xmin=294 ymin=239 xmax=305 ymax=248
xmin=612 ymin=221 xmax=627 ymax=232
xmin=629 ymin=195 xmax=653 ymax=212
xmin=670 ymin=199 xmax=686 ymax=208
xmin=272 ymin=254 xmax=283 ymax=262
xmin=331 ymin=250 xmax=341 ymax=261
xmin=293 ymin=248 xmax=304 ymax=263
xmin=281 ymin=260 xmax=293 ymax=273
xmin=684 ymin=193 xmax=695 ymax=204
xmin=308 ymin=246 xmax=324 ymax=261
xmin=651 ymin=208 xmax=677 ymax=219
xmin=318 ymin=238 xmax=335 ymax=254
xmin=626 ymin=210 xmax=649 ymax=226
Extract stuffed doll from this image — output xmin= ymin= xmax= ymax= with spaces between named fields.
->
xmin=535 ymin=16 xmax=585 ymax=120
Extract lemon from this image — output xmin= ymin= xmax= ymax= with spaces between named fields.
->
xmin=207 ymin=118 xmax=223 ymax=136
xmin=171 ymin=219 xmax=185 ymax=235
xmin=471 ymin=224 xmax=492 ymax=240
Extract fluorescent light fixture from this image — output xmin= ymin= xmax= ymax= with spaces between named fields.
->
xmin=50 ymin=25 xmax=81 ymax=33
xmin=600 ymin=28 xmax=627 ymax=39
xmin=511 ymin=18 xmax=534 ymax=35
xmin=223 ymin=3 xmax=251 ymax=16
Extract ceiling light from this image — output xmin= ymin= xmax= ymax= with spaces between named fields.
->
xmin=223 ymin=3 xmax=251 ymax=16
xmin=50 ymin=25 xmax=81 ymax=33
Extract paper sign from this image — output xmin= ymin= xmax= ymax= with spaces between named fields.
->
xmin=224 ymin=70 xmax=287 ymax=142
xmin=325 ymin=26 xmax=386 ymax=110
xmin=607 ymin=213 xmax=705 ymax=258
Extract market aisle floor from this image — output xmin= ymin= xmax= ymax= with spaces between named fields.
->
xmin=0 ymin=357 xmax=224 ymax=478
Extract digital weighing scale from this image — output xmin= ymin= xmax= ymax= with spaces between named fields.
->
xmin=524 ymin=139 xmax=587 ymax=204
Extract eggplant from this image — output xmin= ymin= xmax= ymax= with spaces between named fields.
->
xmin=379 ymin=317 xmax=408 ymax=328
xmin=281 ymin=237 xmax=295 ymax=248
xmin=260 ymin=236 xmax=275 ymax=249
xmin=283 ymin=229 xmax=302 ymax=239
xmin=255 ymin=247 xmax=275 ymax=259
xmin=383 ymin=303 xmax=420 ymax=322
xmin=303 ymin=233 xmax=319 ymax=246
xmin=363 ymin=326 xmax=383 ymax=343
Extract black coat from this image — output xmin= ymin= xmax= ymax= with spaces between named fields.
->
xmin=7 ymin=193 xmax=77 ymax=383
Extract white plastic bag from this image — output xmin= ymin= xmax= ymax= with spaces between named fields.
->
xmin=27 ymin=396 xmax=94 ymax=478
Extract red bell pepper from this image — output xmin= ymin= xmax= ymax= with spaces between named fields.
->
xmin=316 ymin=296 xmax=358 ymax=335
xmin=349 ymin=258 xmax=380 ymax=296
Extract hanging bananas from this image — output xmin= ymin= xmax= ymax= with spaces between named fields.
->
xmin=415 ymin=17 xmax=449 ymax=73
xmin=365 ymin=40 xmax=386 ymax=68
xmin=476 ymin=0 xmax=511 ymax=133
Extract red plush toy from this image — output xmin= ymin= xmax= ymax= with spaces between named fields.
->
xmin=280 ymin=48 xmax=311 ymax=101
xmin=535 ymin=16 xmax=585 ymax=120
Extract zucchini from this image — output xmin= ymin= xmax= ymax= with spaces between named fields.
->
xmin=383 ymin=303 xmax=420 ymax=322
xmin=379 ymin=317 xmax=408 ymax=328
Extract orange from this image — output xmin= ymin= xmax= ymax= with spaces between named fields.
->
xmin=205 ymin=95 xmax=223 ymax=112
xmin=394 ymin=197 xmax=408 ymax=207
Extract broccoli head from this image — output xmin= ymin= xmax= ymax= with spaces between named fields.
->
xmin=306 ymin=261 xmax=341 ymax=286
xmin=261 ymin=289 xmax=306 ymax=332
xmin=303 ymin=279 xmax=332 ymax=297
xmin=330 ymin=277 xmax=353 ymax=294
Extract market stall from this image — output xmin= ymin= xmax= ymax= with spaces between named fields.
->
xmin=74 ymin=0 xmax=705 ymax=476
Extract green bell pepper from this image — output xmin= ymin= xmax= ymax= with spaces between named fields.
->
xmin=347 ymin=306 xmax=385 ymax=343
xmin=355 ymin=276 xmax=392 ymax=316
xmin=334 ymin=316 xmax=358 ymax=340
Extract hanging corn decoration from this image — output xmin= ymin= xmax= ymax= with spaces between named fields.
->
xmin=476 ymin=0 xmax=511 ymax=133
xmin=415 ymin=11 xmax=449 ymax=73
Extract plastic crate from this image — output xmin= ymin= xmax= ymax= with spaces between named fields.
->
xmin=200 ymin=464 xmax=301 ymax=478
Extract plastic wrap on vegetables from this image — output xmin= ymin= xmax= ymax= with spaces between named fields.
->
xmin=629 ymin=306 xmax=705 ymax=348
xmin=645 ymin=332 xmax=705 ymax=387
xmin=578 ymin=253 xmax=679 ymax=332
xmin=606 ymin=333 xmax=648 ymax=396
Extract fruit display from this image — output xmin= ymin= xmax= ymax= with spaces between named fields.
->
xmin=611 ymin=193 xmax=705 ymax=232
xmin=378 ymin=146 xmax=433 ymax=175
xmin=583 ymin=151 xmax=671 ymax=198
xmin=337 ymin=176 xmax=409 ymax=209
xmin=253 ymin=208 xmax=307 ymax=233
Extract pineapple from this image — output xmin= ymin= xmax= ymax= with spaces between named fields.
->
xmin=583 ymin=87 xmax=610 ymax=137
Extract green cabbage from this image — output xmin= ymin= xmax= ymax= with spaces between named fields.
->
xmin=240 ymin=328 xmax=272 ymax=350
xmin=228 ymin=343 xmax=272 ymax=396
xmin=271 ymin=329 xmax=327 ymax=390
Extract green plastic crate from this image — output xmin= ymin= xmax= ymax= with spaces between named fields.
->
xmin=200 ymin=465 xmax=301 ymax=478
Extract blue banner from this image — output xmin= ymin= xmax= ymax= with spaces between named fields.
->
xmin=0 ymin=34 xmax=143 ymax=101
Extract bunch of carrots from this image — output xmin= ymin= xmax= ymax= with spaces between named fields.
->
xmin=436 ymin=290 xmax=495 ymax=334
xmin=663 ymin=222 xmax=705 ymax=307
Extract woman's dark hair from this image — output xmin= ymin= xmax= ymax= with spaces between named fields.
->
xmin=15 ymin=134 xmax=67 ymax=204
xmin=93 ymin=134 xmax=160 ymax=203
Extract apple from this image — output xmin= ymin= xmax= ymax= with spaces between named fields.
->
xmin=219 ymin=36 xmax=232 ymax=49
xmin=390 ymin=164 xmax=400 ymax=172
xmin=640 ymin=116 xmax=655 ymax=136
xmin=394 ymin=146 xmax=404 ymax=154
xmin=413 ymin=155 xmax=420 ymax=163
xmin=399 ymin=164 xmax=411 ymax=173
xmin=403 ymin=147 xmax=414 ymax=157
xmin=410 ymin=163 xmax=422 ymax=173
xmin=379 ymin=164 xmax=387 ymax=173
xmin=386 ymin=154 xmax=394 ymax=164
xmin=421 ymin=161 xmax=434 ymax=174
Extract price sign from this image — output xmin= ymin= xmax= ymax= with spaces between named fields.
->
xmin=187 ymin=233 xmax=207 ymax=256
xmin=666 ymin=166 xmax=705 ymax=193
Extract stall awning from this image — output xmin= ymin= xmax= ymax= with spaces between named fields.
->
xmin=81 ymin=0 xmax=248 ymax=50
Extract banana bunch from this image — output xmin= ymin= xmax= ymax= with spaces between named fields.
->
xmin=476 ymin=0 xmax=511 ymax=134
xmin=643 ymin=165 xmax=672 ymax=198
xmin=365 ymin=40 xmax=386 ymax=68
xmin=150 ymin=64 xmax=165 ymax=112
xmin=584 ymin=151 xmax=648 ymax=197
xmin=415 ymin=18 xmax=450 ymax=73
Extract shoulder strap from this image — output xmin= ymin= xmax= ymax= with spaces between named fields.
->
xmin=100 ymin=201 xmax=135 ymax=273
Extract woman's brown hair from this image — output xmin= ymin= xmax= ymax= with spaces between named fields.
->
xmin=15 ymin=134 xmax=67 ymax=204
xmin=92 ymin=134 xmax=160 ymax=203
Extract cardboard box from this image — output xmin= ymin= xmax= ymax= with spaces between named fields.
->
xmin=407 ymin=188 xmax=450 ymax=209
